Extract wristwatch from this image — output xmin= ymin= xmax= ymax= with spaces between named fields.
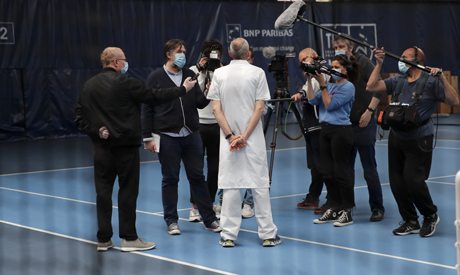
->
xmin=367 ymin=107 xmax=375 ymax=113
xmin=320 ymin=86 xmax=327 ymax=90
xmin=225 ymin=132 xmax=234 ymax=139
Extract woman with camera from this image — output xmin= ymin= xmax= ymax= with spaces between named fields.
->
xmin=305 ymin=54 xmax=360 ymax=227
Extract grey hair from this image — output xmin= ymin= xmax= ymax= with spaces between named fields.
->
xmin=333 ymin=34 xmax=354 ymax=51
xmin=230 ymin=38 xmax=249 ymax=60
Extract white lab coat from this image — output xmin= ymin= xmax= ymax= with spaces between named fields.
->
xmin=207 ymin=60 xmax=271 ymax=189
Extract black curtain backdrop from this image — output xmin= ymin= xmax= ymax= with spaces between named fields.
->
xmin=1 ymin=0 xmax=459 ymax=141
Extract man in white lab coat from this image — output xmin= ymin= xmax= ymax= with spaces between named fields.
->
xmin=207 ymin=38 xmax=280 ymax=247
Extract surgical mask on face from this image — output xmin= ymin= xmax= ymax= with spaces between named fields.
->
xmin=335 ymin=50 xmax=346 ymax=56
xmin=398 ymin=61 xmax=409 ymax=74
xmin=173 ymin=53 xmax=186 ymax=68
xmin=121 ymin=61 xmax=129 ymax=74
xmin=331 ymin=68 xmax=342 ymax=80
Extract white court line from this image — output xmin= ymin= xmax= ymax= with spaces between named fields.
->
xmin=426 ymin=181 xmax=455 ymax=185
xmin=0 ymin=220 xmax=237 ymax=275
xmin=1 ymin=183 xmax=456 ymax=271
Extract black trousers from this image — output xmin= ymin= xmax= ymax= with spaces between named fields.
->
xmin=388 ymin=131 xmax=437 ymax=221
xmin=190 ymin=123 xmax=220 ymax=204
xmin=94 ymin=144 xmax=139 ymax=242
xmin=304 ymin=129 xmax=325 ymax=198
xmin=319 ymin=123 xmax=354 ymax=210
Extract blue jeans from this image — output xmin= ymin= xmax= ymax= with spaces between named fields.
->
xmin=158 ymin=132 xmax=216 ymax=227
xmin=349 ymin=119 xmax=384 ymax=212
xmin=217 ymin=189 xmax=253 ymax=208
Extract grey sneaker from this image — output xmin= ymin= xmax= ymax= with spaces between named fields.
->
xmin=121 ymin=238 xmax=156 ymax=252
xmin=263 ymin=235 xmax=281 ymax=247
xmin=167 ymin=223 xmax=181 ymax=235
xmin=188 ymin=205 xmax=201 ymax=222
xmin=205 ymin=221 xmax=222 ymax=232
xmin=213 ymin=203 xmax=222 ymax=220
xmin=219 ymin=237 xmax=235 ymax=247
xmin=97 ymin=240 xmax=113 ymax=252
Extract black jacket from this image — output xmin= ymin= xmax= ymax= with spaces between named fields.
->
xmin=141 ymin=67 xmax=208 ymax=137
xmin=75 ymin=68 xmax=186 ymax=147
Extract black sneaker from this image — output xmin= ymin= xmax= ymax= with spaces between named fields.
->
xmin=313 ymin=209 xmax=338 ymax=224
xmin=419 ymin=214 xmax=440 ymax=237
xmin=297 ymin=194 xmax=319 ymax=210
xmin=392 ymin=220 xmax=420 ymax=236
xmin=333 ymin=210 xmax=353 ymax=227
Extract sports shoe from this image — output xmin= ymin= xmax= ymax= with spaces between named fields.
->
xmin=297 ymin=194 xmax=319 ymax=210
xmin=97 ymin=240 xmax=113 ymax=252
xmin=242 ymin=204 xmax=255 ymax=218
xmin=121 ymin=238 xmax=156 ymax=252
xmin=219 ymin=238 xmax=235 ymax=247
xmin=213 ymin=203 xmax=222 ymax=220
xmin=189 ymin=205 xmax=201 ymax=222
xmin=314 ymin=201 xmax=330 ymax=215
xmin=392 ymin=220 xmax=420 ymax=236
xmin=370 ymin=210 xmax=384 ymax=222
xmin=313 ymin=209 xmax=338 ymax=224
xmin=167 ymin=223 xmax=181 ymax=235
xmin=333 ymin=210 xmax=353 ymax=227
xmin=205 ymin=220 xmax=222 ymax=232
xmin=263 ymin=235 xmax=282 ymax=247
xmin=419 ymin=214 xmax=440 ymax=237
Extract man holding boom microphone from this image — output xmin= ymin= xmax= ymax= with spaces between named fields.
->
xmin=367 ymin=47 xmax=459 ymax=237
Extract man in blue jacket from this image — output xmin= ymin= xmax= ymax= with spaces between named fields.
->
xmin=141 ymin=39 xmax=221 ymax=235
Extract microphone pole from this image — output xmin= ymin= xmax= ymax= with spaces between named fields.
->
xmin=296 ymin=16 xmax=441 ymax=76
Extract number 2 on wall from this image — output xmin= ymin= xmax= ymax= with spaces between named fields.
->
xmin=0 ymin=27 xmax=8 ymax=40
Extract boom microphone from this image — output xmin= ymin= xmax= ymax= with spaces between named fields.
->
xmin=274 ymin=0 xmax=306 ymax=30
xmin=262 ymin=47 xmax=277 ymax=59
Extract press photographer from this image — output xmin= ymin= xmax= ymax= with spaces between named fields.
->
xmin=188 ymin=39 xmax=225 ymax=223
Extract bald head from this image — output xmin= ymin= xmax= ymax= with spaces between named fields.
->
xmin=298 ymin=48 xmax=318 ymax=63
xmin=229 ymin=38 xmax=250 ymax=60
xmin=402 ymin=47 xmax=425 ymax=65
xmin=101 ymin=47 xmax=124 ymax=67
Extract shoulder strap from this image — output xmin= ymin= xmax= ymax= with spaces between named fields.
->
xmin=413 ymin=72 xmax=429 ymax=104
xmin=392 ymin=75 xmax=406 ymax=103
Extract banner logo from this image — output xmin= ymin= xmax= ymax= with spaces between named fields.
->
xmin=226 ymin=24 xmax=242 ymax=43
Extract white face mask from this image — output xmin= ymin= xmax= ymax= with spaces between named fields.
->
xmin=398 ymin=61 xmax=409 ymax=74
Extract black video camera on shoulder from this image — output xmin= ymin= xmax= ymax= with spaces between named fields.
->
xmin=202 ymin=45 xmax=221 ymax=72
xmin=299 ymin=56 xmax=327 ymax=74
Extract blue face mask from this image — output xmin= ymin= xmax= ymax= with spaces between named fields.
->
xmin=335 ymin=50 xmax=346 ymax=56
xmin=398 ymin=61 xmax=409 ymax=74
xmin=173 ymin=53 xmax=186 ymax=68
xmin=331 ymin=68 xmax=342 ymax=80
xmin=121 ymin=61 xmax=129 ymax=74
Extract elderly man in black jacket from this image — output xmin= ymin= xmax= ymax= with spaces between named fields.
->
xmin=75 ymin=47 xmax=196 ymax=252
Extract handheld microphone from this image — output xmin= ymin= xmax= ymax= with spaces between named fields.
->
xmin=274 ymin=0 xmax=306 ymax=30
xmin=262 ymin=47 xmax=277 ymax=59
xmin=192 ymin=72 xmax=200 ymax=81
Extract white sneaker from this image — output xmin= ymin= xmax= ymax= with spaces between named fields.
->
xmin=189 ymin=205 xmax=201 ymax=222
xmin=242 ymin=204 xmax=254 ymax=218
xmin=213 ymin=203 xmax=222 ymax=220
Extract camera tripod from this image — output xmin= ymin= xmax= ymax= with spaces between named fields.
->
xmin=264 ymin=88 xmax=307 ymax=184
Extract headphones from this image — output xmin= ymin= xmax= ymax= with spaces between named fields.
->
xmin=413 ymin=46 xmax=419 ymax=64
xmin=337 ymin=54 xmax=353 ymax=73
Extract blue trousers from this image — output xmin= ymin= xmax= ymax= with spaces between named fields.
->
xmin=158 ymin=132 xmax=216 ymax=227
xmin=349 ymin=119 xmax=384 ymax=212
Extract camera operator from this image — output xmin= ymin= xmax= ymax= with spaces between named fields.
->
xmin=188 ymin=39 xmax=225 ymax=222
xmin=367 ymin=47 xmax=459 ymax=237
xmin=307 ymin=54 xmax=361 ymax=227
xmin=291 ymin=48 xmax=329 ymax=214
xmin=333 ymin=35 xmax=385 ymax=222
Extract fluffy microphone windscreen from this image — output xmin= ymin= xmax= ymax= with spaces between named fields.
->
xmin=262 ymin=47 xmax=276 ymax=59
xmin=274 ymin=0 xmax=306 ymax=30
